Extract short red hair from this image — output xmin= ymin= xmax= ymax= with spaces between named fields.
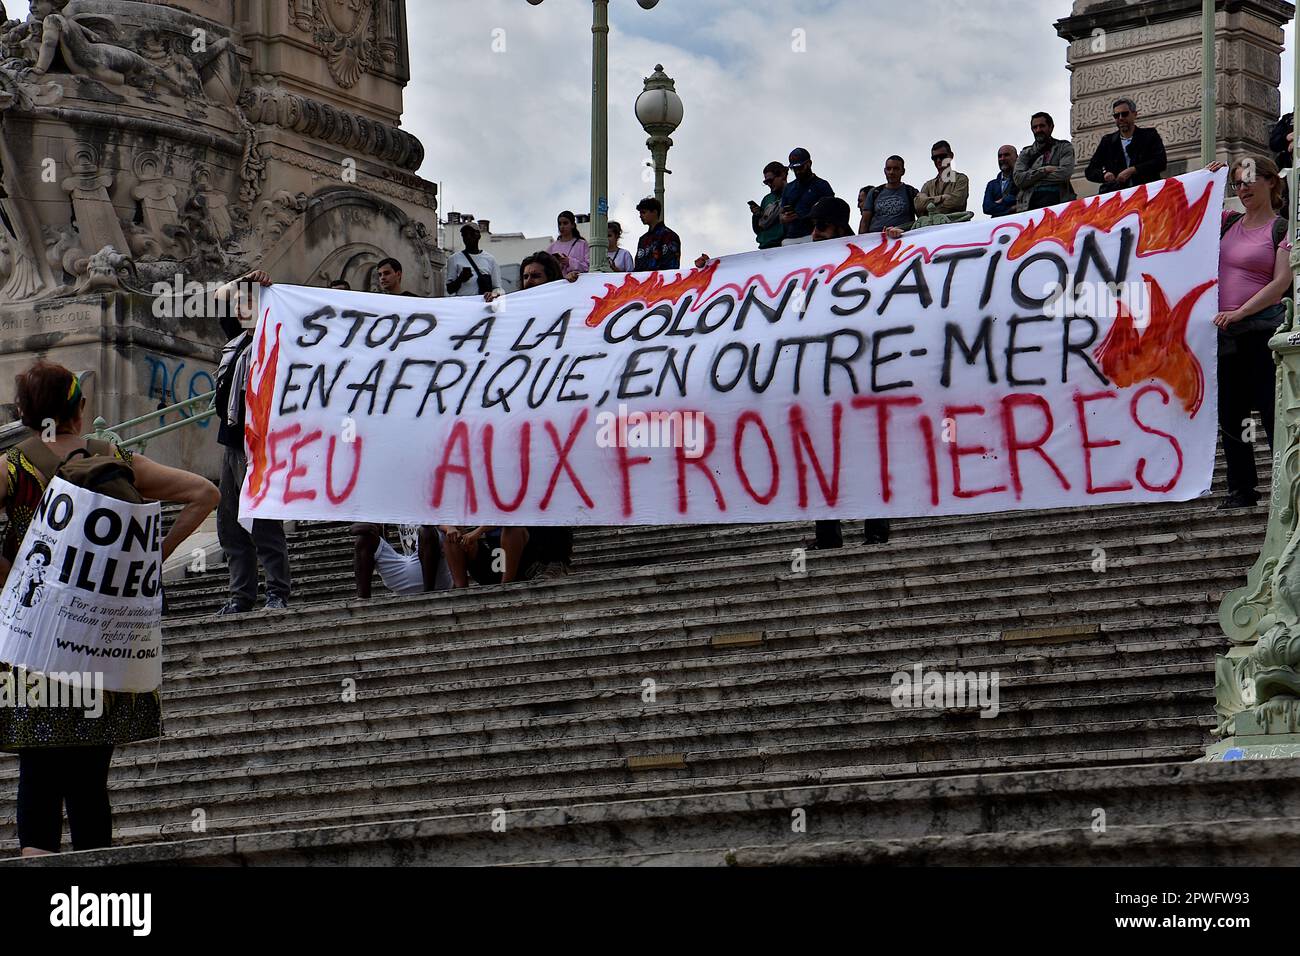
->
xmin=14 ymin=361 xmax=81 ymax=431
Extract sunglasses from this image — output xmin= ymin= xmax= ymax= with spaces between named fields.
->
xmin=931 ymin=154 xmax=952 ymax=162
xmin=1113 ymin=110 xmax=1132 ymax=119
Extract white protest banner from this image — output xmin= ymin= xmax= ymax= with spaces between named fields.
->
xmin=241 ymin=169 xmax=1226 ymax=527
xmin=0 ymin=477 xmax=163 ymax=693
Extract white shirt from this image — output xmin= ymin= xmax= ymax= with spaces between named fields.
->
xmin=607 ymin=247 xmax=634 ymax=272
xmin=447 ymin=250 xmax=502 ymax=296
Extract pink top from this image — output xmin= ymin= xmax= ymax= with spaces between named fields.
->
xmin=547 ymin=237 xmax=589 ymax=275
xmin=1219 ymin=215 xmax=1289 ymax=313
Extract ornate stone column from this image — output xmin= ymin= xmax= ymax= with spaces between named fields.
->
xmin=1055 ymin=0 xmax=1292 ymax=198
xmin=1210 ymin=304 xmax=1300 ymax=759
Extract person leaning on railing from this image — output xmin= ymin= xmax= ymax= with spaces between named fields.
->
xmin=1205 ymin=157 xmax=1294 ymax=510
xmin=0 ymin=360 xmax=218 ymax=856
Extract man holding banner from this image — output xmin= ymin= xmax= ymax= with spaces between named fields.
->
xmin=807 ymin=195 xmax=891 ymax=551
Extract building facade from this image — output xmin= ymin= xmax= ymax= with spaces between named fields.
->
xmin=1056 ymin=0 xmax=1293 ymax=198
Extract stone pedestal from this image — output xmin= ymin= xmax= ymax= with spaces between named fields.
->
xmin=0 ymin=293 xmax=226 ymax=477
xmin=1206 ymin=732 xmax=1300 ymax=760
xmin=0 ymin=0 xmax=443 ymax=474
xmin=1055 ymin=0 xmax=1293 ymax=198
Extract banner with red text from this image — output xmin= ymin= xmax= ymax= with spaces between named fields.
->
xmin=241 ymin=168 xmax=1226 ymax=527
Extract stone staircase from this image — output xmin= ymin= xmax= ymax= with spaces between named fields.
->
xmin=4 ymin=448 xmax=1297 ymax=866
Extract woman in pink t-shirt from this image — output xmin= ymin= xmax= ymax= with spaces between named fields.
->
xmin=547 ymin=211 xmax=589 ymax=282
xmin=1208 ymin=156 xmax=1292 ymax=508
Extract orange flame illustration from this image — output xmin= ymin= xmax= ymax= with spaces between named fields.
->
xmin=1092 ymin=274 xmax=1215 ymax=417
xmin=586 ymin=260 xmax=719 ymax=327
xmin=830 ymin=237 xmax=922 ymax=279
xmin=244 ymin=318 xmax=282 ymax=500
xmin=1008 ymin=178 xmax=1213 ymax=260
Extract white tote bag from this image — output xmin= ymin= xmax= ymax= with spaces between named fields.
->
xmin=0 ymin=477 xmax=163 ymax=693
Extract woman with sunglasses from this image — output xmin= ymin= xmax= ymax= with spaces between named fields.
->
xmin=1206 ymin=157 xmax=1293 ymax=508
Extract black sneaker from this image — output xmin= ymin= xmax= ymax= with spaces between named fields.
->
xmin=217 ymin=600 xmax=252 ymax=616
xmin=802 ymin=538 xmax=842 ymax=551
xmin=264 ymin=595 xmax=289 ymax=611
xmin=1218 ymin=491 xmax=1259 ymax=510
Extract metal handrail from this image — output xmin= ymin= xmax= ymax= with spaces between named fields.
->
xmin=89 ymin=391 xmax=218 ymax=451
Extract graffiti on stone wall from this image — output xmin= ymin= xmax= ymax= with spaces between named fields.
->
xmin=144 ymin=355 xmax=215 ymax=429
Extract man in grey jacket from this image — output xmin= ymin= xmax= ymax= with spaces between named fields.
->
xmin=1013 ymin=112 xmax=1077 ymax=212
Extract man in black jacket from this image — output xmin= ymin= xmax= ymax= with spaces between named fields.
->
xmin=1084 ymin=97 xmax=1167 ymax=193
xmin=1270 ymin=112 xmax=1293 ymax=170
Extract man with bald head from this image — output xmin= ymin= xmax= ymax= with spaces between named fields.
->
xmin=982 ymin=145 xmax=1019 ymax=218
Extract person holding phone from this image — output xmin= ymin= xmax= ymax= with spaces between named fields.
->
xmin=778 ymin=147 xmax=834 ymax=245
xmin=751 ymin=161 xmax=787 ymax=249
xmin=547 ymin=211 xmax=589 ymax=282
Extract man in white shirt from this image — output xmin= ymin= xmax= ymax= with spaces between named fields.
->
xmin=446 ymin=222 xmax=502 ymax=296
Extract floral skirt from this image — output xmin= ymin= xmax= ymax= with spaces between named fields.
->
xmin=0 ymin=664 xmax=161 ymax=751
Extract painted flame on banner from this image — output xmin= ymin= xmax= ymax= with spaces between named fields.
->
xmin=1093 ymin=274 xmax=1216 ymax=417
xmin=586 ymin=260 xmax=719 ymax=328
xmin=829 ymin=237 xmax=922 ymax=279
xmin=1007 ymin=178 xmax=1214 ymax=260
xmin=244 ymin=316 xmax=281 ymax=500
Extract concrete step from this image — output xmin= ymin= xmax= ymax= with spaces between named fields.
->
xmin=154 ymin=628 xmax=1222 ymax=714
xmin=160 ymin=596 xmax=1227 ymax=693
xmin=0 ymin=689 xmax=1213 ymax=840
xmin=1 ymin=663 xmax=1217 ymax=787
xmin=155 ymin=554 xmax=1243 ymax=680
xmin=160 ymin=512 xmax=1269 ymax=616
xmin=11 ymin=758 xmax=1296 ymax=867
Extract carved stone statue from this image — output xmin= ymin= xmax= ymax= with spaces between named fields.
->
xmin=0 ymin=0 xmax=442 ymax=480
xmin=73 ymin=244 xmax=134 ymax=293
xmin=29 ymin=0 xmax=185 ymax=95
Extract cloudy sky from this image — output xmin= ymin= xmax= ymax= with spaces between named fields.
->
xmin=409 ymin=0 xmax=1084 ymax=256
xmin=7 ymin=0 xmax=1296 ymax=260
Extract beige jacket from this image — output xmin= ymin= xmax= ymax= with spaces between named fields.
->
xmin=915 ymin=171 xmax=971 ymax=215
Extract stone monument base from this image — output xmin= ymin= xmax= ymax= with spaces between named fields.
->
xmin=1204 ymin=731 xmax=1300 ymax=761
xmin=0 ymin=292 xmax=226 ymax=479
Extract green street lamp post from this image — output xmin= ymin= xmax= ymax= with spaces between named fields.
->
xmin=1200 ymin=0 xmax=1217 ymax=167
xmin=527 ymin=0 xmax=664 ymax=272
xmin=635 ymin=64 xmax=684 ymax=222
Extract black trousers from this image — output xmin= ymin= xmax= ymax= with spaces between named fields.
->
xmin=16 ymin=745 xmax=115 ymax=852
xmin=1217 ymin=330 xmax=1277 ymax=499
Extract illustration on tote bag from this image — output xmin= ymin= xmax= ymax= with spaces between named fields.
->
xmin=0 ymin=540 xmax=52 ymax=625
